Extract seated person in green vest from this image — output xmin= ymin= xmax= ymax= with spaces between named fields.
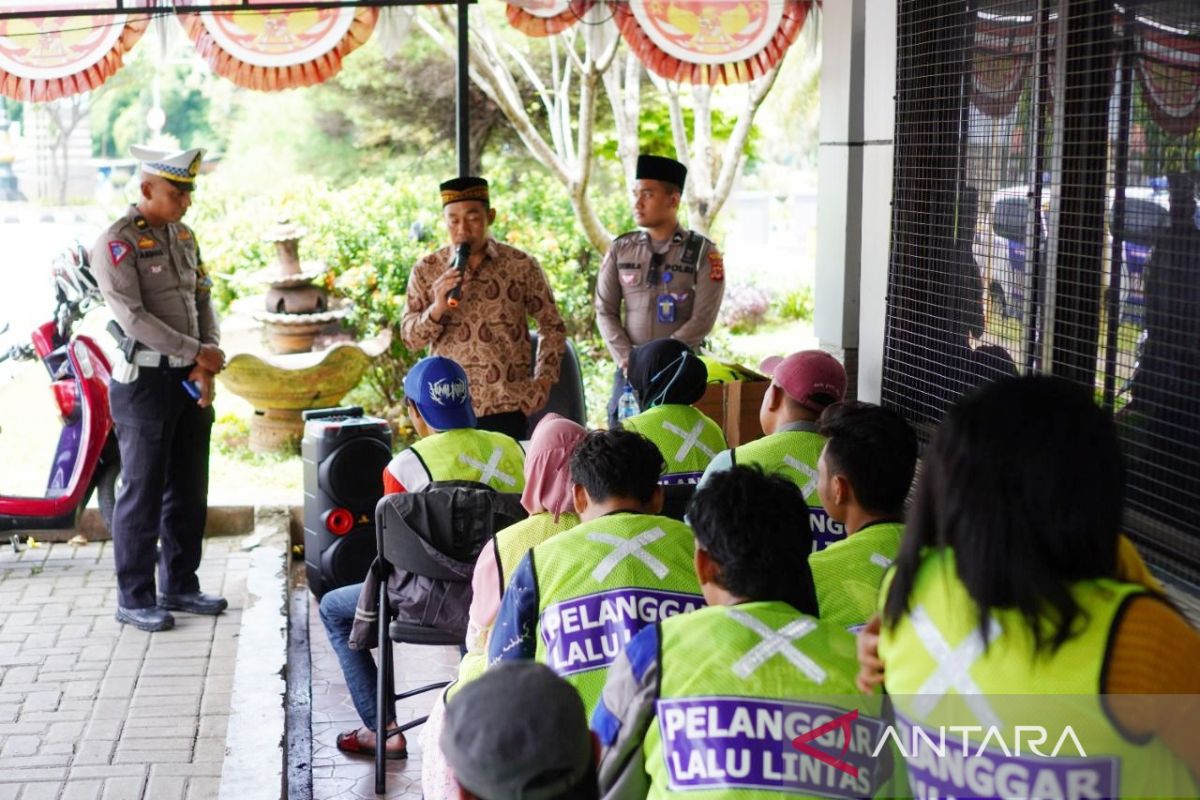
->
xmin=382 ymin=355 xmax=526 ymax=495
xmin=323 ymin=354 xmax=525 ymax=762
xmin=698 ymin=349 xmax=847 ymax=551
xmin=874 ymin=376 xmax=1200 ymax=798
xmin=810 ymin=401 xmax=917 ymax=632
xmin=619 ymin=337 xmax=725 ymax=485
xmin=419 ymin=413 xmax=588 ymax=800
xmin=593 ymin=465 xmax=890 ymax=800
xmin=488 ymin=429 xmax=704 ymax=720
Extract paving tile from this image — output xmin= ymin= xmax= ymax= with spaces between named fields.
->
xmin=0 ymin=767 xmax=65 ymax=783
xmin=197 ymin=715 xmax=227 ymax=740
xmin=192 ymin=737 xmax=227 ymax=763
xmin=143 ymin=775 xmax=187 ymax=800
xmin=144 ymin=764 xmax=222 ymax=778
xmin=114 ymin=736 xmax=193 ymax=751
xmin=66 ymin=766 xmax=148 ymax=780
xmin=59 ymin=780 xmax=103 ymax=800
xmin=184 ymin=777 xmax=220 ymax=800
xmin=17 ymin=783 xmax=64 ymax=800
xmin=0 ymin=754 xmax=70 ymax=769
xmin=112 ymin=749 xmax=193 ymax=764
xmin=72 ymin=739 xmax=115 ymax=766
xmin=100 ymin=776 xmax=147 ymax=800
xmin=83 ymin=718 xmax=123 ymax=741
xmin=44 ymin=720 xmax=86 ymax=742
xmin=1 ymin=535 xmax=256 ymax=798
xmin=0 ymin=732 xmax=39 ymax=756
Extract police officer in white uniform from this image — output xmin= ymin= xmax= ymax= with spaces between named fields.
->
xmin=91 ymin=145 xmax=227 ymax=633
xmin=595 ymin=155 xmax=726 ymax=427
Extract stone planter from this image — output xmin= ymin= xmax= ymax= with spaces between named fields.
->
xmin=216 ymin=334 xmax=389 ymax=454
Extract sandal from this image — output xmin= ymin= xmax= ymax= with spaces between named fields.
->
xmin=336 ymin=727 xmax=408 ymax=760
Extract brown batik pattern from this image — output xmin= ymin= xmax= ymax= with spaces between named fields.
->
xmin=401 ymin=238 xmax=566 ymax=417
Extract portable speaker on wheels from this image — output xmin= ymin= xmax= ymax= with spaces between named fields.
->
xmin=302 ymin=406 xmax=393 ymax=597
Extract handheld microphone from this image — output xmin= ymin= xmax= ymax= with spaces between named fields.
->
xmin=447 ymin=243 xmax=470 ymax=308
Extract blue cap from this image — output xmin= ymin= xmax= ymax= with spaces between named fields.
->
xmin=403 ymin=356 xmax=476 ymax=431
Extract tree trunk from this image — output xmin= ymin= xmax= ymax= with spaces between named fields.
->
xmin=418 ymin=6 xmax=789 ymax=254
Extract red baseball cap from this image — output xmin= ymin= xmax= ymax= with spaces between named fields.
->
xmin=759 ymin=350 xmax=847 ymax=413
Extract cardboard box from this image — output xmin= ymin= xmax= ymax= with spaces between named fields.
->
xmin=694 ymin=362 xmax=769 ymax=447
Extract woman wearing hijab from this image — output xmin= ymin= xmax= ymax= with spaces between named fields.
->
xmin=872 ymin=376 xmax=1200 ymax=797
xmin=421 ymin=413 xmax=588 ymax=799
xmin=619 ymin=337 xmax=726 ymax=484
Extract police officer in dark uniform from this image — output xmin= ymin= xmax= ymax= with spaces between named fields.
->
xmin=595 ymin=155 xmax=726 ymax=428
xmin=91 ymin=145 xmax=227 ymax=633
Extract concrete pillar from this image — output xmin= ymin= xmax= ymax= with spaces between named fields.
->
xmin=815 ymin=0 xmax=897 ymax=403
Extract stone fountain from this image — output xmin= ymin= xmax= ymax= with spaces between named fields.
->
xmin=252 ymin=220 xmax=350 ymax=353
xmin=217 ymin=221 xmax=381 ymax=454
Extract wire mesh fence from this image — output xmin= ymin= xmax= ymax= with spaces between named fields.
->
xmin=884 ymin=0 xmax=1200 ymax=581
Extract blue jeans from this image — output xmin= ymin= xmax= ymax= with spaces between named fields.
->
xmin=318 ymin=583 xmax=394 ymax=731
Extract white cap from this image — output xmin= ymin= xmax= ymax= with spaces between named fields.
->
xmin=131 ymin=144 xmax=204 ymax=190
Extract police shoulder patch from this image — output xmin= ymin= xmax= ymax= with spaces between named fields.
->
xmin=108 ymin=240 xmax=132 ymax=266
xmin=708 ymin=248 xmax=724 ymax=281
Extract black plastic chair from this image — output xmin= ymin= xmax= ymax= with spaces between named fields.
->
xmin=372 ymin=483 xmax=526 ymax=793
xmin=527 ymin=333 xmax=587 ymax=435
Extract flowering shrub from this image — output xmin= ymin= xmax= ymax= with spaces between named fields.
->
xmin=718 ymin=283 xmax=772 ymax=334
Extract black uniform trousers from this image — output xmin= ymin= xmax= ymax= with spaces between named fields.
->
xmin=476 ymin=411 xmax=528 ymax=441
xmin=109 ymin=364 xmax=214 ymax=610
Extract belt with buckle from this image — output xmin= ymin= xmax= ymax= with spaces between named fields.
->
xmin=132 ymin=349 xmax=191 ymax=368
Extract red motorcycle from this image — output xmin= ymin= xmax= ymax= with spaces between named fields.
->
xmin=0 ymin=245 xmax=120 ymax=534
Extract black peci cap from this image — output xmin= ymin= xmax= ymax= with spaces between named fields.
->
xmin=635 ymin=155 xmax=687 ymax=190
xmin=439 ymin=176 xmax=490 ymax=207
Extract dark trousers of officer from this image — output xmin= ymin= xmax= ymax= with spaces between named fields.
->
xmin=109 ymin=364 xmax=214 ymax=610
xmin=477 ymin=411 xmax=528 ymax=441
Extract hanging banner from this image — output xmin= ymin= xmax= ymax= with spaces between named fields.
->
xmin=970 ymin=14 xmax=1035 ymax=119
xmin=179 ymin=3 xmax=376 ymax=92
xmin=506 ymin=0 xmax=593 ymax=38
xmin=0 ymin=1 xmax=148 ymax=101
xmin=612 ymin=0 xmax=813 ymax=85
xmin=1134 ymin=20 xmax=1200 ymax=138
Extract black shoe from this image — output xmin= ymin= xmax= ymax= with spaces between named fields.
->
xmin=157 ymin=591 xmax=228 ymax=615
xmin=116 ymin=606 xmax=175 ymax=632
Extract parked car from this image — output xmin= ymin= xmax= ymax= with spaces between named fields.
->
xmin=977 ymin=181 xmax=1173 ymax=326
xmin=1106 ymin=185 xmax=1168 ymax=326
xmin=976 ymin=185 xmax=1043 ymax=320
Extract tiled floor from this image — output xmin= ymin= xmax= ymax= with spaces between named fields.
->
xmin=0 ymin=536 xmax=248 ymax=800
xmin=309 ymin=594 xmax=459 ymax=800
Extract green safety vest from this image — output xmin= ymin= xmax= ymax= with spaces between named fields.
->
xmin=646 ymin=602 xmax=887 ymax=799
xmin=496 ymin=511 xmax=581 ymax=592
xmin=450 ymin=511 xmax=582 ymax=698
xmin=878 ymin=548 xmax=1198 ymax=800
xmin=809 ymin=521 xmax=904 ymax=631
xmin=409 ymin=428 xmax=526 ymax=493
xmin=733 ymin=430 xmax=845 ymax=551
xmin=532 ymin=512 xmax=704 ymax=718
xmin=622 ymin=405 xmax=727 ymax=484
